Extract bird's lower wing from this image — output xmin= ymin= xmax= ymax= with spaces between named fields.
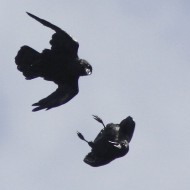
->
xmin=84 ymin=152 xmax=113 ymax=167
xmin=32 ymin=84 xmax=78 ymax=112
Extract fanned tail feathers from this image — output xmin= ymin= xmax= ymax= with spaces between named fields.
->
xmin=15 ymin=45 xmax=40 ymax=79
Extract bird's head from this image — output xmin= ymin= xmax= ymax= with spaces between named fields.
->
xmin=79 ymin=59 xmax=92 ymax=76
xmin=119 ymin=116 xmax=135 ymax=142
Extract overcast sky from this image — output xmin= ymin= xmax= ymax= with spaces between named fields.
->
xmin=1 ymin=0 xmax=190 ymax=190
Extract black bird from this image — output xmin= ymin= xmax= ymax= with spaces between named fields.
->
xmin=77 ymin=115 xmax=135 ymax=167
xmin=15 ymin=12 xmax=92 ymax=111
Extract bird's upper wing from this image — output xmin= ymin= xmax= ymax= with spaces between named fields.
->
xmin=32 ymin=81 xmax=79 ymax=111
xmin=27 ymin=12 xmax=79 ymax=58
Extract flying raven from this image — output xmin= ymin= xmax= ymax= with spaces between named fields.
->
xmin=77 ymin=115 xmax=135 ymax=167
xmin=15 ymin=12 xmax=92 ymax=111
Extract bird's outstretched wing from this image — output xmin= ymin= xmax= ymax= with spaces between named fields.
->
xmin=27 ymin=12 xmax=79 ymax=58
xmin=32 ymin=82 xmax=79 ymax=112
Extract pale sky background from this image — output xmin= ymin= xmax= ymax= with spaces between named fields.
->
xmin=0 ymin=0 xmax=190 ymax=190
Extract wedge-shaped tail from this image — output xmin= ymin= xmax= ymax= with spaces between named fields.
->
xmin=15 ymin=46 xmax=40 ymax=80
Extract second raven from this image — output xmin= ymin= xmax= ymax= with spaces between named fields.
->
xmin=15 ymin=12 xmax=92 ymax=111
xmin=77 ymin=115 xmax=135 ymax=167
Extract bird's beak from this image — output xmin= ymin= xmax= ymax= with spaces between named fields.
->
xmin=85 ymin=68 xmax=92 ymax=75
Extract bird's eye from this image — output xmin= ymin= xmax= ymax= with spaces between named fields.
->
xmin=85 ymin=68 xmax=92 ymax=75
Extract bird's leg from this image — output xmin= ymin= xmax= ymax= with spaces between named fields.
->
xmin=77 ymin=131 xmax=88 ymax=143
xmin=92 ymin=115 xmax=106 ymax=128
xmin=77 ymin=131 xmax=94 ymax=148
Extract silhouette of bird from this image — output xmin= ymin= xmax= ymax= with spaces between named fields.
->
xmin=77 ymin=115 xmax=135 ymax=167
xmin=15 ymin=12 xmax=92 ymax=111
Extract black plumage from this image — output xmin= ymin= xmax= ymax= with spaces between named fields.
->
xmin=77 ymin=115 xmax=135 ymax=167
xmin=15 ymin=12 xmax=92 ymax=111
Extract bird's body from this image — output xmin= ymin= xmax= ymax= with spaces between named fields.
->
xmin=15 ymin=12 xmax=92 ymax=111
xmin=77 ymin=116 xmax=135 ymax=167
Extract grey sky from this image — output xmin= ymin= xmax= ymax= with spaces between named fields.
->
xmin=0 ymin=0 xmax=190 ymax=190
